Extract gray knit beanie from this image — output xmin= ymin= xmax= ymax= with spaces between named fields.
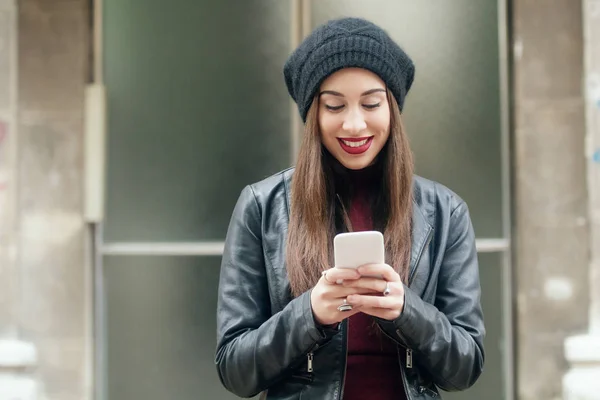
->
xmin=284 ymin=17 xmax=415 ymax=122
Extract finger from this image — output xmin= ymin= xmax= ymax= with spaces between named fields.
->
xmin=357 ymin=263 xmax=400 ymax=282
xmin=325 ymin=285 xmax=380 ymax=298
xmin=344 ymin=280 xmax=403 ymax=298
xmin=351 ymin=287 xmax=381 ymax=295
xmin=320 ymin=270 xmax=336 ymax=285
xmin=315 ymin=296 xmax=366 ymax=310
xmin=342 ymin=277 xmax=388 ymax=293
xmin=326 ymin=300 xmax=364 ymax=317
xmin=360 ymin=307 xmax=401 ymax=321
xmin=323 ymin=267 xmax=361 ymax=283
xmin=340 ymin=307 xmax=364 ymax=319
xmin=346 ymin=293 xmax=402 ymax=309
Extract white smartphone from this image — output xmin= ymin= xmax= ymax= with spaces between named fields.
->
xmin=334 ymin=231 xmax=385 ymax=276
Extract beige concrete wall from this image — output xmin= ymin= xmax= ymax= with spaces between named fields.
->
xmin=15 ymin=0 xmax=91 ymax=398
xmin=513 ymin=0 xmax=590 ymax=399
xmin=0 ymin=0 xmax=18 ymax=339
xmin=585 ymin=0 xmax=600 ymax=337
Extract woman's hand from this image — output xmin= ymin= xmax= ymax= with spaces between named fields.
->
xmin=310 ymin=268 xmax=378 ymax=326
xmin=342 ymin=263 xmax=405 ymax=321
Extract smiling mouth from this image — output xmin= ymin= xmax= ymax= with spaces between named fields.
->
xmin=337 ymin=136 xmax=374 ymax=155
xmin=340 ymin=138 xmax=369 ymax=147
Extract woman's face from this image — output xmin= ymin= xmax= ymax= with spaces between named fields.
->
xmin=318 ymin=68 xmax=391 ymax=170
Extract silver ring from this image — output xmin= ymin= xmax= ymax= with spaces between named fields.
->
xmin=383 ymin=282 xmax=391 ymax=296
xmin=337 ymin=298 xmax=353 ymax=312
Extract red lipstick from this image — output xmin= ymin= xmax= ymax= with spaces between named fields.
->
xmin=338 ymin=137 xmax=374 ymax=155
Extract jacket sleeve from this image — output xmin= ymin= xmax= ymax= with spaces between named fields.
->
xmin=215 ymin=186 xmax=336 ymax=398
xmin=378 ymin=201 xmax=485 ymax=391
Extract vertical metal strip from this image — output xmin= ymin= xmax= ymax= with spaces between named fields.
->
xmin=90 ymin=0 xmax=106 ymax=399
xmin=94 ymin=0 xmax=103 ymax=84
xmin=498 ymin=0 xmax=514 ymax=398
xmin=83 ymin=226 xmax=94 ymax=400
xmin=8 ymin=0 xmax=19 ymax=339
xmin=93 ymin=222 xmax=106 ymax=400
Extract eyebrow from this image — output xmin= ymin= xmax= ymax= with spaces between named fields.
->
xmin=319 ymin=88 xmax=386 ymax=97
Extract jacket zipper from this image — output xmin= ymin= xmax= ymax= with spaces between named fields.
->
xmin=338 ymin=320 xmax=349 ymax=400
xmin=301 ymin=337 xmax=336 ymax=381
xmin=291 ymin=355 xmax=314 ymax=382
xmin=307 ymin=352 xmax=313 ymax=373
xmin=333 ymin=199 xmax=433 ymax=398
xmin=401 ymin=228 xmax=432 ymax=373
xmin=398 ymin=347 xmax=413 ymax=400
xmin=381 ymin=327 xmax=413 ymax=370
xmin=375 ymin=230 xmax=433 ymax=373
xmin=291 ymin=343 xmax=319 ymax=382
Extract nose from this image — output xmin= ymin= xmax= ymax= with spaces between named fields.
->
xmin=342 ymin=108 xmax=367 ymax=134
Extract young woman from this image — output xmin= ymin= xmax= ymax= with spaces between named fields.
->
xmin=215 ymin=17 xmax=485 ymax=400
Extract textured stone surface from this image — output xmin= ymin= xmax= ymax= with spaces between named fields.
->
xmin=18 ymin=0 xmax=89 ymax=112
xmin=0 ymin=8 xmax=13 ymax=110
xmin=563 ymin=2 xmax=600 ymax=398
xmin=513 ymin=0 xmax=589 ymax=399
xmin=32 ymin=337 xmax=87 ymax=400
xmin=16 ymin=0 xmax=91 ymax=399
xmin=587 ymin=1 xmax=600 ymax=75
xmin=0 ymin=1 xmax=17 ymax=338
xmin=522 ymin=334 xmax=572 ymax=400
xmin=515 ymin=101 xmax=587 ymax=224
xmin=513 ymin=0 xmax=584 ymax=100
xmin=586 ymin=0 xmax=600 ymax=335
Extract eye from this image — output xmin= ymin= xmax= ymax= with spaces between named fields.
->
xmin=325 ymin=104 xmax=344 ymax=112
xmin=363 ymin=103 xmax=381 ymax=110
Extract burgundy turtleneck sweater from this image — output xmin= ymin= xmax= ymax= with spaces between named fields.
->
xmin=342 ymin=167 xmax=407 ymax=400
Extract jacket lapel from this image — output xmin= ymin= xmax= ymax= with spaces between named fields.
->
xmin=408 ymin=202 xmax=433 ymax=284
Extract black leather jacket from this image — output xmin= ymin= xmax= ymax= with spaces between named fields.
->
xmin=215 ymin=168 xmax=485 ymax=399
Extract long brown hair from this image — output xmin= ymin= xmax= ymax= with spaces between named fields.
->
xmin=286 ymin=90 xmax=414 ymax=297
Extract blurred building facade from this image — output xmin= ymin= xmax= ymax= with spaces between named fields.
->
xmin=0 ymin=0 xmax=598 ymax=399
